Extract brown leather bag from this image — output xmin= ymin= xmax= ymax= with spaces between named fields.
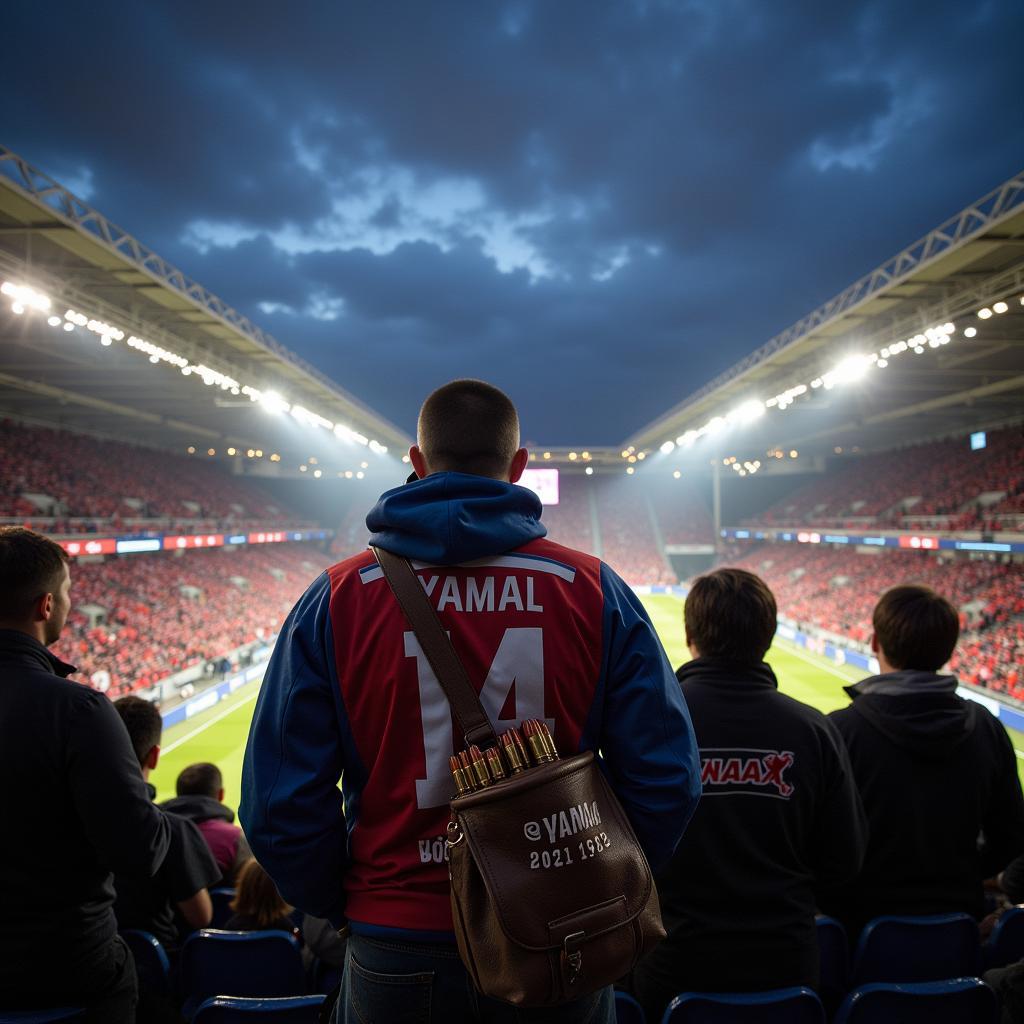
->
xmin=373 ymin=546 xmax=666 ymax=1007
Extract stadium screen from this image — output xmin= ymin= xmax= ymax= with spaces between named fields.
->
xmin=970 ymin=430 xmax=987 ymax=451
xmin=519 ymin=467 xmax=560 ymax=505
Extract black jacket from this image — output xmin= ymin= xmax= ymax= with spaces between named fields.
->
xmin=635 ymin=658 xmax=866 ymax=996
xmin=0 ymin=630 xmax=170 ymax=984
xmin=824 ymin=670 xmax=1024 ymax=932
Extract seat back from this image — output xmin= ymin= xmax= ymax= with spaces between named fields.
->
xmin=663 ymin=987 xmax=825 ymax=1023
xmin=985 ymin=906 xmax=1024 ymax=969
xmin=834 ymin=978 xmax=999 ymax=1024
xmin=120 ymin=929 xmax=171 ymax=995
xmin=852 ymin=914 xmax=980 ymax=985
xmin=209 ymin=888 xmax=238 ymax=929
xmin=614 ymin=990 xmax=646 ymax=1023
xmin=192 ymin=995 xmax=326 ymax=1023
xmin=179 ymin=930 xmax=306 ymax=1016
xmin=0 ymin=1012 xmax=86 ymax=1023
xmin=815 ymin=914 xmax=849 ymax=1012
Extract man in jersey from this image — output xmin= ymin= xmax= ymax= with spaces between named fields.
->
xmin=242 ymin=378 xmax=701 ymax=1024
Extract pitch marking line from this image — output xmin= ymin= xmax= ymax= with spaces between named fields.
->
xmin=777 ymin=639 xmax=1024 ymax=762
xmin=163 ymin=688 xmax=260 ymax=754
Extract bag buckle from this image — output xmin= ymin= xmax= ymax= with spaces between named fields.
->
xmin=562 ymin=931 xmax=585 ymax=986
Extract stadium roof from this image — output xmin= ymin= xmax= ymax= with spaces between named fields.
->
xmin=628 ymin=171 xmax=1024 ymax=463
xmin=0 ymin=145 xmax=412 ymax=473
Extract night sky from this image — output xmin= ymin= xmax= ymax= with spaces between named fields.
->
xmin=2 ymin=1 xmax=1021 ymax=444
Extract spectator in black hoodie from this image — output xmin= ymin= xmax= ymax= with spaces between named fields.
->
xmin=0 ymin=527 xmax=170 ymax=1022
xmin=823 ymin=584 xmax=1024 ymax=936
xmin=161 ymin=762 xmax=252 ymax=886
xmin=112 ymin=697 xmax=221 ymax=952
xmin=631 ymin=569 xmax=866 ymax=1023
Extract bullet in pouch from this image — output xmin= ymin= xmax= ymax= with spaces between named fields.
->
xmin=468 ymin=744 xmax=493 ymax=787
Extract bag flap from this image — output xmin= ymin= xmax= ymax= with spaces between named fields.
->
xmin=452 ymin=752 xmax=653 ymax=951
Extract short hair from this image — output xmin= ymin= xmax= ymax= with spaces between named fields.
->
xmin=113 ymin=696 xmax=163 ymax=765
xmin=230 ymin=858 xmax=291 ymax=929
xmin=0 ymin=526 xmax=69 ymax=621
xmin=685 ymin=568 xmax=777 ymax=664
xmin=176 ymin=762 xmax=223 ymax=798
xmin=417 ymin=379 xmax=520 ymax=478
xmin=872 ymin=584 xmax=959 ymax=672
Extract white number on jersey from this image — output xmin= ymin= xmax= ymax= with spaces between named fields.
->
xmin=406 ymin=626 xmax=553 ymax=809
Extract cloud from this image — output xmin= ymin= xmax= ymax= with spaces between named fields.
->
xmin=0 ymin=0 xmax=1021 ymax=443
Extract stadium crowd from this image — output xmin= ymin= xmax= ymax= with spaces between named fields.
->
xmin=0 ymin=419 xmax=313 ymax=532
xmin=54 ymin=543 xmax=331 ymax=699
xmin=726 ymin=544 xmax=1024 ymax=700
xmin=754 ymin=424 xmax=1024 ymax=530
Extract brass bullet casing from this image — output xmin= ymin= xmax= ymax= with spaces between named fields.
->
xmin=467 ymin=745 xmax=493 ymax=787
xmin=506 ymin=726 xmax=532 ymax=769
xmin=538 ymin=721 xmax=559 ymax=760
xmin=499 ymin=731 xmax=526 ymax=774
xmin=523 ymin=720 xmax=555 ymax=764
xmin=449 ymin=754 xmax=475 ymax=796
xmin=485 ymin=745 xmax=507 ymax=781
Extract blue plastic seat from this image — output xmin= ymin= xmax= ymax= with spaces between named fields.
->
xmin=851 ymin=913 xmax=980 ymax=985
xmin=0 ymin=1012 xmax=85 ymax=1023
xmin=209 ymin=888 xmax=237 ymax=929
xmin=179 ymin=929 xmax=306 ymax=1018
xmin=615 ymin=990 xmax=646 ymax=1023
xmin=985 ymin=905 xmax=1024 ymax=969
xmin=121 ymin=928 xmax=171 ymax=995
xmin=834 ymin=978 xmax=998 ymax=1023
xmin=815 ymin=914 xmax=849 ymax=1011
xmin=191 ymin=995 xmax=326 ymax=1023
xmin=661 ymin=987 xmax=825 ymax=1023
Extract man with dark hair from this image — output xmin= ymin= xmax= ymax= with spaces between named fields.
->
xmin=112 ymin=697 xmax=220 ymax=952
xmin=823 ymin=583 xmax=1024 ymax=933
xmin=161 ymin=762 xmax=252 ymax=886
xmin=0 ymin=526 xmax=170 ymax=1022
xmin=631 ymin=568 xmax=866 ymax=1022
xmin=242 ymin=378 xmax=701 ymax=1024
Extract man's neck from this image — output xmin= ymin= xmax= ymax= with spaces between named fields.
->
xmin=0 ymin=622 xmax=48 ymax=646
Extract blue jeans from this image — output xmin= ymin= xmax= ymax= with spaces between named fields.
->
xmin=333 ymin=934 xmax=615 ymax=1024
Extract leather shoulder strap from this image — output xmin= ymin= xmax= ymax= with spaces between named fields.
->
xmin=372 ymin=545 xmax=497 ymax=749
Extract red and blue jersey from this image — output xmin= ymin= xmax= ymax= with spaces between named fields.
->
xmin=241 ymin=472 xmax=700 ymax=937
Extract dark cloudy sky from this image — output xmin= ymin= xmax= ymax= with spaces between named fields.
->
xmin=2 ymin=1 xmax=1022 ymax=443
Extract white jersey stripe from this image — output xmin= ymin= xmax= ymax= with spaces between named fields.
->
xmin=359 ymin=552 xmax=576 ymax=585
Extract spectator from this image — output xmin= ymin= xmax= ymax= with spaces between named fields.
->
xmin=242 ymin=379 xmax=701 ymax=1024
xmin=111 ymin=697 xmax=221 ymax=953
xmin=822 ymin=585 xmax=1024 ymax=934
xmin=161 ymin=762 xmax=252 ymax=886
xmin=631 ymin=568 xmax=867 ymax=1022
xmin=0 ymin=526 xmax=169 ymax=1022
xmin=225 ymin=859 xmax=300 ymax=939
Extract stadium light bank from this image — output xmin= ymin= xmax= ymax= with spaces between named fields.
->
xmin=655 ymin=294 xmax=1023 ymax=459
xmin=1 ymin=278 xmax=389 ymax=457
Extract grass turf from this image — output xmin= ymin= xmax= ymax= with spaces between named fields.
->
xmin=150 ymin=592 xmax=1024 ymax=801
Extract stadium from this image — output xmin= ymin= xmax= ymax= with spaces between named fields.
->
xmin=1 ymin=136 xmax=1023 ymax=1022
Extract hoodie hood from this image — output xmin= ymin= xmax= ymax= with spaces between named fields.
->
xmin=845 ymin=670 xmax=976 ymax=759
xmin=366 ymin=472 xmax=546 ymax=565
xmin=160 ymin=793 xmax=236 ymax=824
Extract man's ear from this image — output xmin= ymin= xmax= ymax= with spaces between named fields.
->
xmin=33 ymin=591 xmax=54 ymax=623
xmin=869 ymin=632 xmax=880 ymax=655
xmin=145 ymin=744 xmax=161 ymax=771
xmin=217 ymin=788 xmax=226 ymax=803
xmin=409 ymin=445 xmax=428 ymax=479
xmin=508 ymin=447 xmax=529 ymax=483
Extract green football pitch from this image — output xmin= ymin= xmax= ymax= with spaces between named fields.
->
xmin=150 ymin=592 xmax=1024 ymax=802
